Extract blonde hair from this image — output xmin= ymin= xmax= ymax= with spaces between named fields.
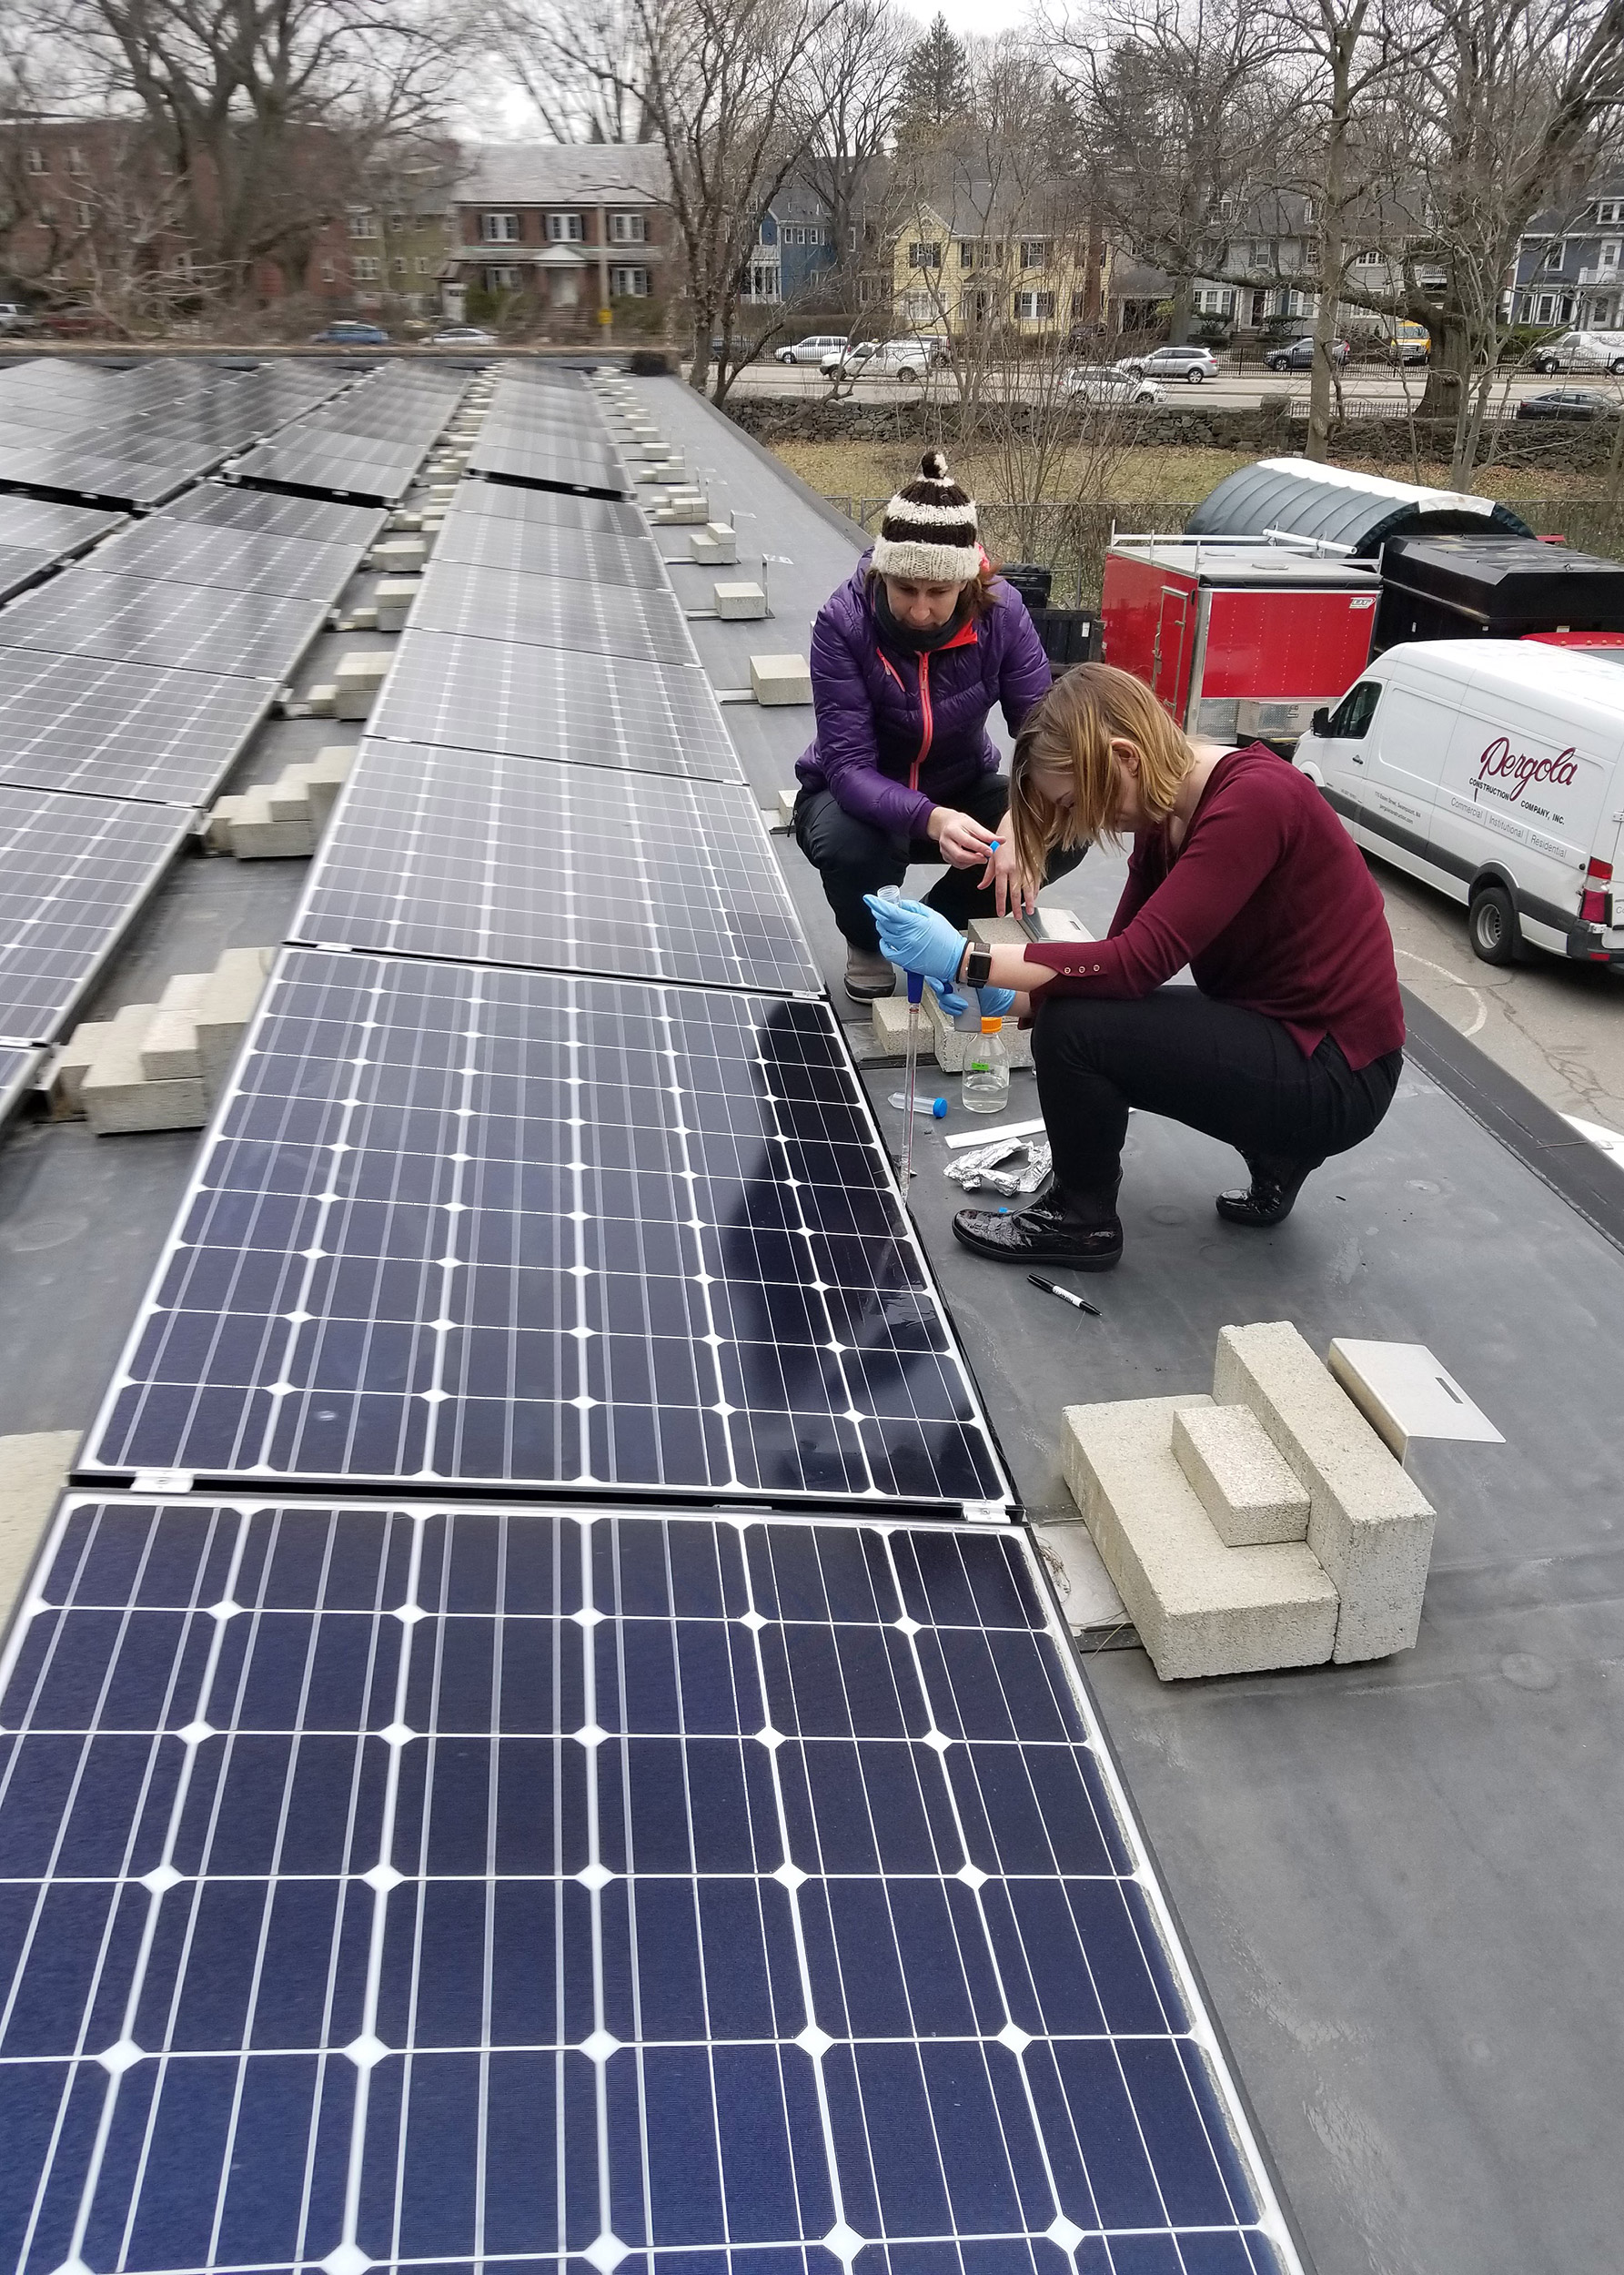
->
xmin=1011 ymin=662 xmax=1195 ymax=876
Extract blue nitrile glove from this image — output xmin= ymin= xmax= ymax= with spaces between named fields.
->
xmin=865 ymin=894 xmax=965 ymax=993
xmin=979 ymin=985 xmax=1017 ymax=1017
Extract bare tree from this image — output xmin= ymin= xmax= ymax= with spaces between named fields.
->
xmin=791 ymin=0 xmax=911 ymax=283
xmin=493 ymin=0 xmax=654 ymax=143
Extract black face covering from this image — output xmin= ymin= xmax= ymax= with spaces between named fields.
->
xmin=874 ymin=581 xmax=969 ymax=654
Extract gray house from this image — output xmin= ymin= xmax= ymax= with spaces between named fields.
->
xmin=1510 ymin=183 xmax=1624 ymax=329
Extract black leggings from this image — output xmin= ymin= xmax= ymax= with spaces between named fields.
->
xmin=1032 ymin=988 xmax=1402 ymax=1210
xmin=793 ymin=773 xmax=1084 ymax=949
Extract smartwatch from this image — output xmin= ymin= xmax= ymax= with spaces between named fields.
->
xmin=963 ymin=943 xmax=993 ymax=991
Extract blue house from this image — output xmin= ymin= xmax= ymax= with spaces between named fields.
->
xmin=743 ymin=176 xmax=840 ymax=308
xmin=1510 ymin=181 xmax=1624 ymax=329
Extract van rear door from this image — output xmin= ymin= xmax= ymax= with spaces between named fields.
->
xmin=1430 ymin=682 xmax=1614 ymax=949
xmin=1357 ymin=677 xmax=1460 ymax=881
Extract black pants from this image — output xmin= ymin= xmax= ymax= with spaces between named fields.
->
xmin=1032 ymin=987 xmax=1403 ymax=1213
xmin=793 ymin=773 xmax=1084 ymax=950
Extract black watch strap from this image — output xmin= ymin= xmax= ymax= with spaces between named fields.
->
xmin=963 ymin=943 xmax=993 ymax=991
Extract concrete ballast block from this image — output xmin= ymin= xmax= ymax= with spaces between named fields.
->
xmin=374 ymin=576 xmax=420 ymax=633
xmin=370 ymin=537 xmax=427 ymax=572
xmin=1172 ymin=1402 xmax=1311 ymax=1546
xmin=303 ymin=746 xmax=354 ymax=831
xmin=139 ymin=972 xmax=209 ymax=1082
xmin=1063 ymin=1396 xmax=1337 ymax=1679
xmin=1213 ymin=1320 xmax=1437 ymax=1663
xmin=83 ymin=1006 xmax=207 ymax=1135
xmin=715 ymin=581 xmax=767 ymax=620
xmin=751 ymin=654 xmax=812 ymax=706
xmin=194 ymin=945 xmax=275 ymax=1090
xmin=333 ymin=652 xmax=391 ymax=722
xmin=691 ymin=522 xmax=738 ymax=565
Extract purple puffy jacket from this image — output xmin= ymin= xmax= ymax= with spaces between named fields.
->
xmin=795 ymin=552 xmax=1054 ymax=837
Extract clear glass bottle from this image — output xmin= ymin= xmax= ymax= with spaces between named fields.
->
xmin=962 ymin=1018 xmax=1009 ymax=1114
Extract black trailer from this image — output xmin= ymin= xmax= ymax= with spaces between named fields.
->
xmin=1377 ymin=531 xmax=1624 ymax=650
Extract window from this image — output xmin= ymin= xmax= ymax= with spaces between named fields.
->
xmin=388 ymin=212 xmax=407 ymax=231
xmin=611 ymin=264 xmax=651 ymax=298
xmin=1020 ymin=239 xmax=1044 ymax=268
xmin=1604 ymin=241 xmax=1620 ymax=269
xmin=36 ymin=202 xmax=52 ymax=222
xmin=75 ymin=201 xmax=91 ymax=230
xmin=1325 ymin=681 xmax=1380 ymax=740
xmin=546 ymin=211 xmax=582 ymax=241
xmin=66 ymin=147 xmax=86 ymax=174
xmin=1195 ymin=287 xmax=1236 ymax=315
xmin=909 ymin=240 xmax=942 ymax=268
xmin=848 ymin=227 xmax=857 ymax=250
xmin=391 ymin=256 xmax=406 ymax=275
xmin=1544 ymin=238 xmax=1567 ymax=268
xmin=481 ymin=212 xmax=519 ymax=242
xmin=1598 ymin=200 xmax=1624 ymax=224
xmin=353 ymin=257 xmax=379 ymax=281
xmin=348 ymin=211 xmax=377 ymax=238
xmin=1250 ymin=239 xmax=1272 ymax=265
xmin=959 ymin=241 xmax=976 ymax=268
xmin=610 ymin=211 xmax=646 ymax=243
xmin=1352 ymin=248 xmax=1383 ymax=269
xmin=485 ymin=265 xmax=519 ymax=290
xmin=1535 ymin=291 xmax=1556 ymax=321
xmin=320 ymin=259 xmax=336 ymax=284
xmin=748 ymin=262 xmax=778 ymax=300
xmin=903 ymin=288 xmax=933 ymax=322
xmin=1014 ymin=288 xmax=1055 ymax=319
xmin=414 ymin=256 xmax=430 ymax=275
xmin=25 ymin=147 xmax=45 ymax=175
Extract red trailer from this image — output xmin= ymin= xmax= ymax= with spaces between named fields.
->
xmin=1102 ymin=534 xmax=1382 ymax=745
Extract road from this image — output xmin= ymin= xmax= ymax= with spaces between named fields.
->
xmin=721 ymin=357 xmax=1615 ymax=416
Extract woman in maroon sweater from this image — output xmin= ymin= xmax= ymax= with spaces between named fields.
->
xmin=867 ymin=662 xmax=1405 ymax=1269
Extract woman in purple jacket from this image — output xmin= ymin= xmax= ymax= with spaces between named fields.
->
xmin=793 ymin=451 xmax=1081 ymax=1001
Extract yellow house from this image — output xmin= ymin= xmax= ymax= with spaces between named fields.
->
xmin=890 ymin=191 xmax=1099 ymax=340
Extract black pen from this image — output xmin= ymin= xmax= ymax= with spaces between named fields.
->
xmin=1027 ymin=1273 xmax=1101 ymax=1319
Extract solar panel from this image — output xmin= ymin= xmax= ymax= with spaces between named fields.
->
xmin=226 ymin=449 xmax=415 ymax=506
xmin=242 ymin=425 xmax=424 ymax=468
xmin=0 ymin=494 xmax=125 ymax=558
xmin=0 ymin=447 xmax=195 ymax=508
xmin=85 ymin=521 xmax=364 ymax=603
xmin=0 ymin=544 xmax=52 ymax=602
xmin=84 ymin=948 xmax=1009 ymax=1509
xmin=432 ymin=510 xmax=667 ymax=587
xmin=157 ymin=482 xmax=386 ymax=548
xmin=411 ymin=560 xmax=693 ymax=666
xmin=0 ymin=1042 xmax=40 ymax=1124
xmin=290 ymin=738 xmax=822 ymax=995
xmin=469 ymin=446 xmax=626 ymax=500
xmin=0 ymin=1491 xmax=1301 ymax=2275
xmin=0 ymin=786 xmax=187 ymax=1042
xmin=373 ymin=630 xmax=744 ymax=782
xmin=449 ymin=482 xmax=645 ymax=534
xmin=0 ymin=650 xmax=275 ymax=806
xmin=0 ymin=571 xmax=328 ymax=681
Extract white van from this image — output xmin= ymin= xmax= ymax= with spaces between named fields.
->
xmin=1531 ymin=329 xmax=1624 ymax=375
xmin=1295 ymin=640 xmax=1624 ymax=966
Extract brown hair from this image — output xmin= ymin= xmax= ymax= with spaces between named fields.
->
xmin=1010 ymin=662 xmax=1195 ymax=877
xmin=866 ymin=559 xmax=1000 ymax=620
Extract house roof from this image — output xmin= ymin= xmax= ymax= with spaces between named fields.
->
xmin=456 ymin=143 xmax=669 ymax=207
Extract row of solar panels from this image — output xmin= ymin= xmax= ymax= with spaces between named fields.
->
xmin=0 ymin=365 xmax=1303 ymax=2275
xmin=227 ymin=362 xmax=472 ymax=505
xmin=0 ymin=420 xmax=417 ymax=1055
xmin=0 ymin=355 xmax=350 ymax=509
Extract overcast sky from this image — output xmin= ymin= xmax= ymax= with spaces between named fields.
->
xmin=893 ymin=0 xmax=1038 ymax=35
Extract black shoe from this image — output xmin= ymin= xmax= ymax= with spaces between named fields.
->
xmin=953 ymin=1188 xmax=1123 ymax=1269
xmin=1215 ymin=1156 xmax=1322 ymax=1228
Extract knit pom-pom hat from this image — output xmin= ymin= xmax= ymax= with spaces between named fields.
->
xmin=870 ymin=448 xmax=983 ymax=582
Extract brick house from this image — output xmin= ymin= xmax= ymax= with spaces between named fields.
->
xmin=445 ymin=145 xmax=671 ymax=330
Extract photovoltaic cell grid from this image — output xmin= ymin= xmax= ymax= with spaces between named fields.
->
xmin=0 ymin=787 xmax=187 ymax=1043
xmin=0 ymin=651 xmax=275 ymax=806
xmin=411 ymin=559 xmax=694 ymax=666
xmin=84 ymin=521 xmax=366 ymax=605
xmin=0 ymin=447 xmax=195 ymax=510
xmin=156 ymin=484 xmax=386 ymax=550
xmin=0 ymin=1496 xmax=1296 ymax=2275
xmin=0 ymin=495 xmax=125 ymax=560
xmin=448 ymin=482 xmax=645 ymax=535
xmin=469 ymin=440 xmax=627 ymax=500
xmin=0 ymin=572 xmax=328 ymax=681
xmin=374 ymin=631 xmax=744 ymax=784
xmin=85 ymin=949 xmax=1008 ymax=1509
xmin=0 ymin=547 xmax=53 ymax=604
xmin=432 ymin=508 xmax=667 ymax=588
xmin=290 ymin=739 xmax=822 ymax=996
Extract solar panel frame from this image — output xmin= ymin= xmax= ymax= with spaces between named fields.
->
xmin=83 ymin=521 xmax=364 ymax=604
xmin=224 ymin=450 xmax=419 ymax=507
xmin=0 ymin=571 xmax=328 ymax=681
xmin=0 ymin=650 xmax=276 ymax=806
xmin=0 ymin=786 xmax=189 ymax=1044
xmin=470 ymin=450 xmax=627 ymax=502
xmin=82 ymin=947 xmax=1012 ymax=1511
xmin=288 ymin=738 xmax=822 ymax=995
xmin=0 ymin=1491 xmax=1304 ymax=2275
xmin=156 ymin=483 xmax=387 ymax=549
xmin=409 ymin=559 xmax=695 ymax=666
xmin=430 ymin=511 xmax=667 ymax=588
xmin=372 ymin=630 xmax=745 ymax=783
xmin=446 ymin=482 xmax=646 ymax=534
xmin=0 ymin=1042 xmax=41 ymax=1125
xmin=0 ymin=545 xmax=53 ymax=603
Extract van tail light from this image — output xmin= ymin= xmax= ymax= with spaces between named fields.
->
xmin=1581 ymin=855 xmax=1613 ymax=927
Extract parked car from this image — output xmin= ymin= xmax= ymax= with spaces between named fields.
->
xmin=1116 ymin=344 xmax=1220 ymax=384
xmin=820 ymin=337 xmax=941 ymax=382
xmin=1296 ymin=640 xmax=1624 ymax=966
xmin=428 ymin=326 xmax=497 ymax=347
xmin=775 ymin=334 xmax=849 ymax=365
xmin=1531 ymin=329 xmax=1624 ymax=375
xmin=310 ymin=320 xmax=389 ymax=346
xmin=1064 ymin=364 xmax=1161 ymax=406
xmin=1516 ymin=388 xmax=1606 ymax=420
xmin=1264 ymin=337 xmax=1352 ymax=373
xmin=0 ymin=302 xmax=39 ymax=333
xmin=40 ymin=306 xmax=110 ymax=337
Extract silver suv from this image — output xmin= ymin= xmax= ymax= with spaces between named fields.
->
xmin=1116 ymin=345 xmax=1221 ymax=383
